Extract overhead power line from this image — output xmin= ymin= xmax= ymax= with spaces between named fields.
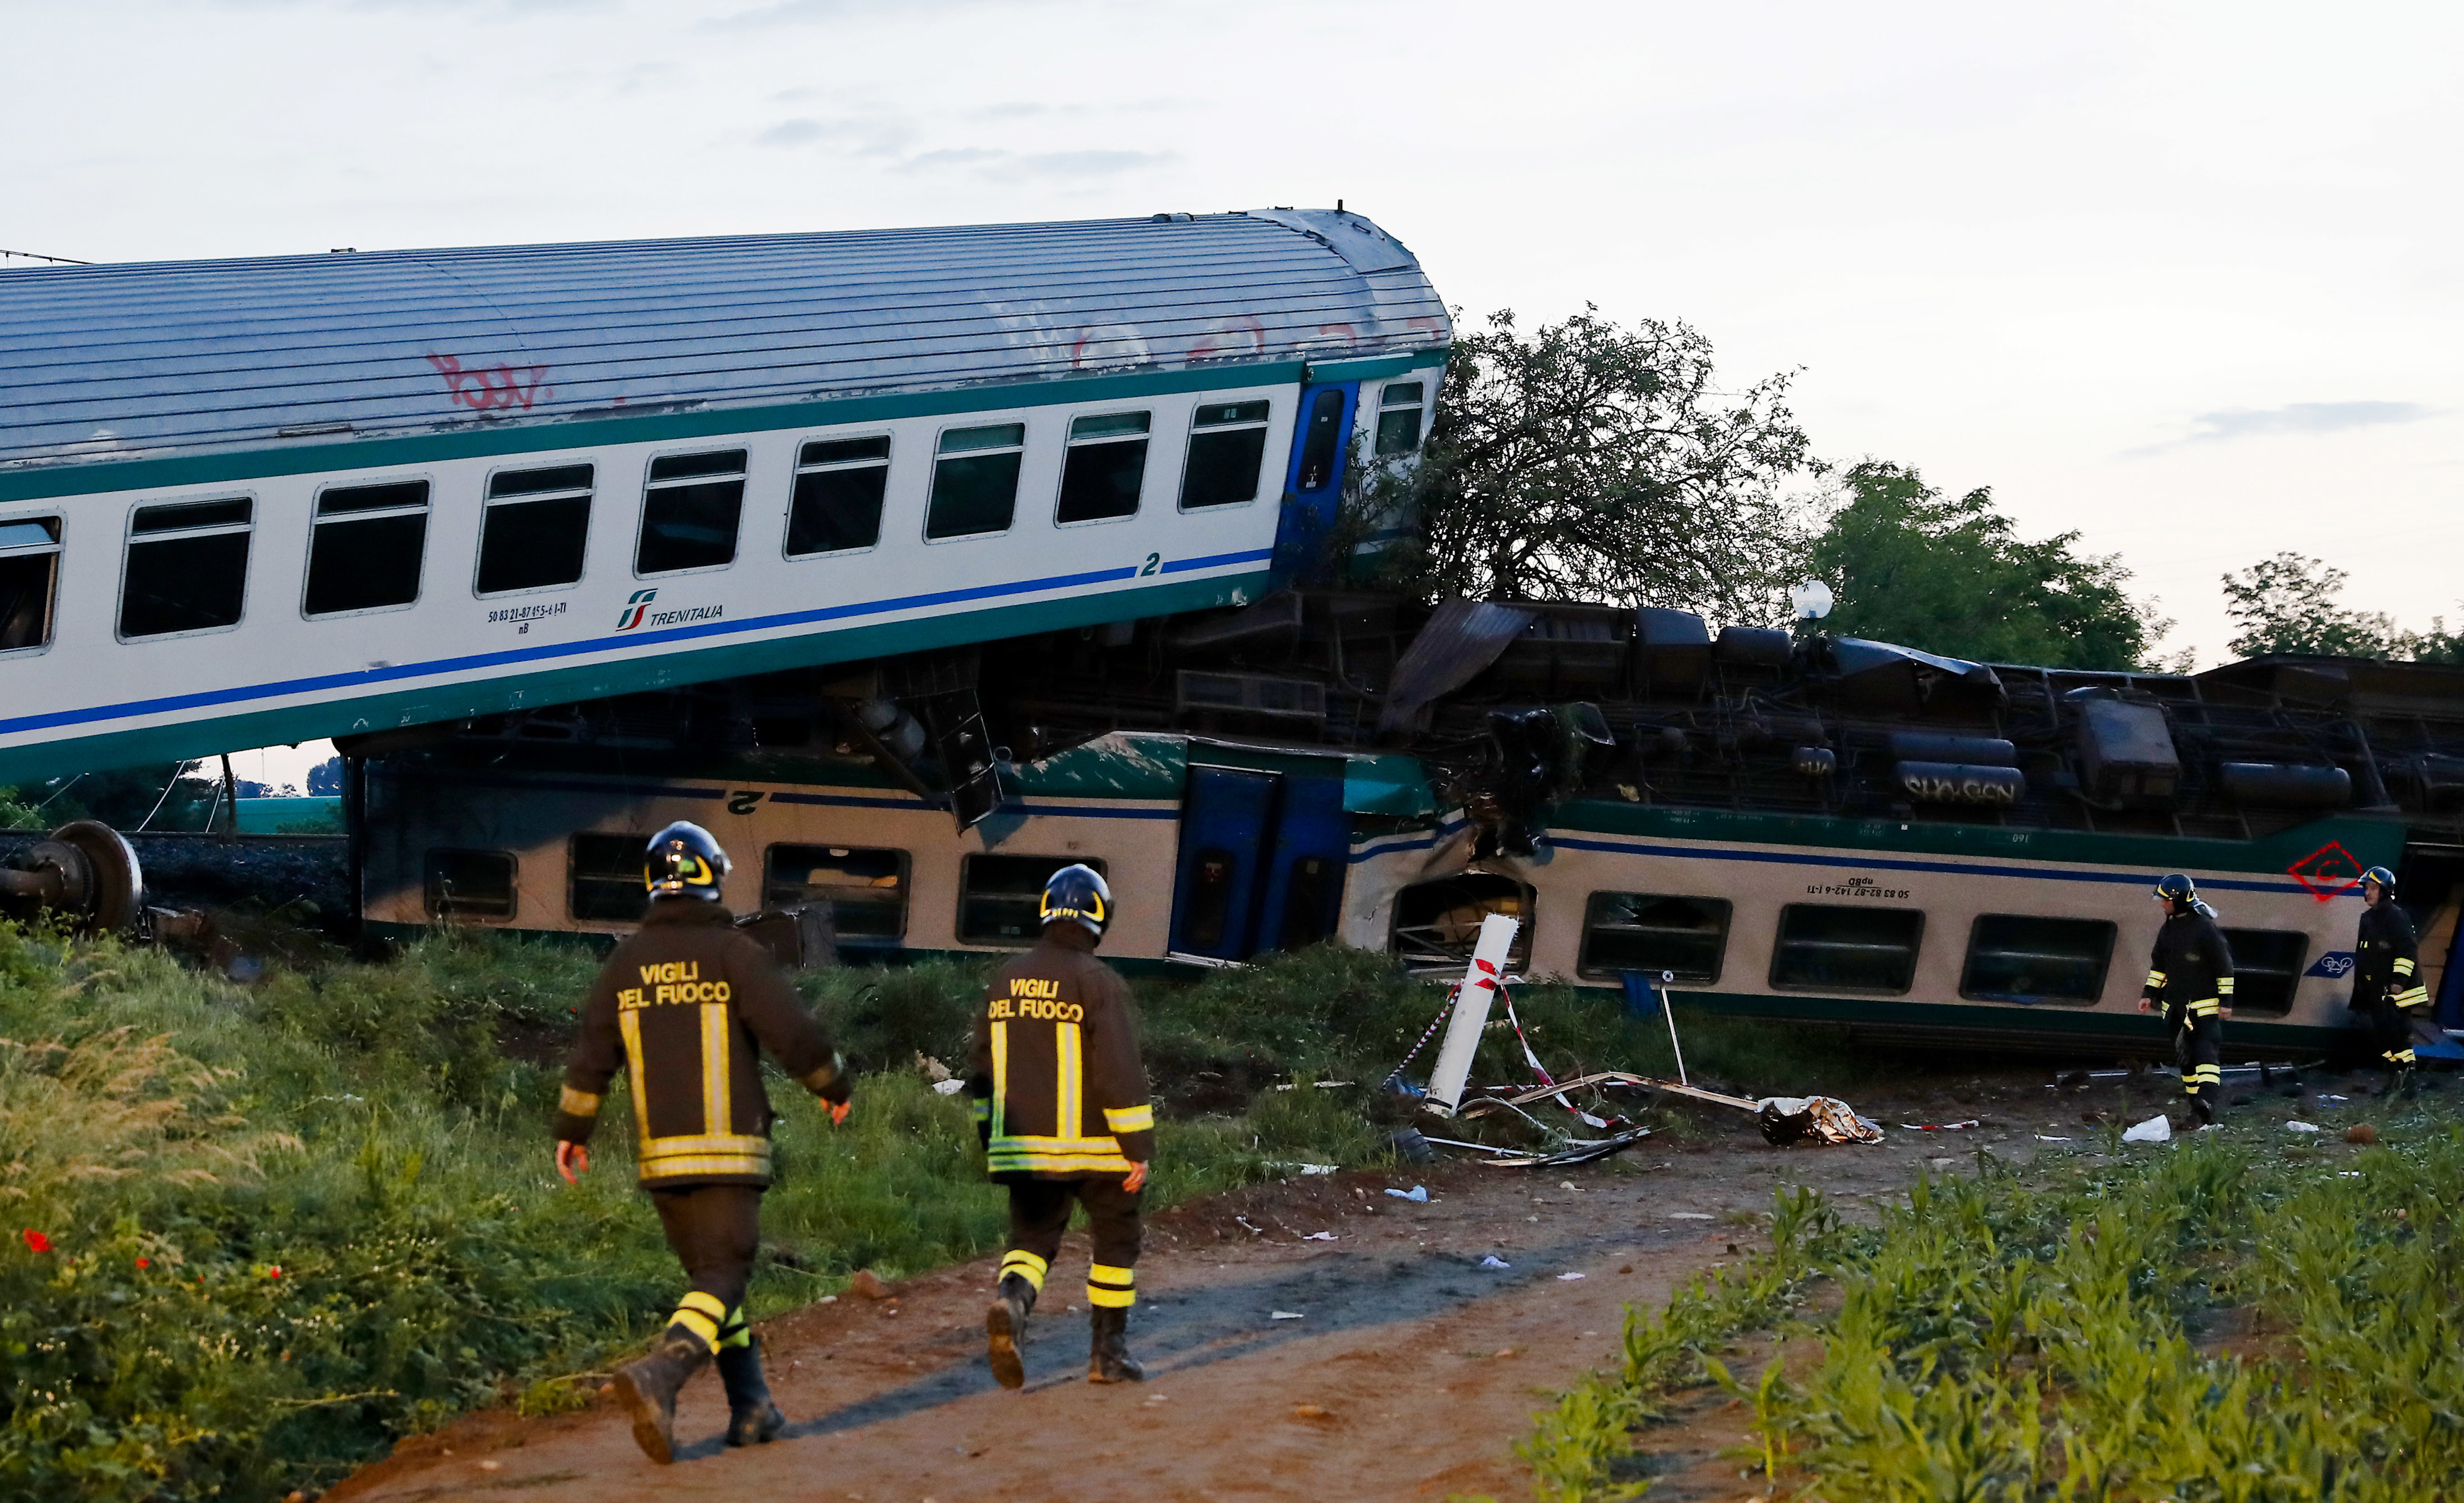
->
xmin=0 ymin=248 xmax=91 ymax=266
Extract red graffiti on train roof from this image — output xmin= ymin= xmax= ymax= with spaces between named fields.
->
xmin=425 ymin=353 xmax=553 ymax=412
xmin=2288 ymin=840 xmax=2366 ymax=902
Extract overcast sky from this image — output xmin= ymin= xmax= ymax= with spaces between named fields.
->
xmin=5 ymin=0 xmax=2459 ymax=785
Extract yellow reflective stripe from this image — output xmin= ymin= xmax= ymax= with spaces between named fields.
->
xmin=1104 ymin=1103 xmax=1155 ymax=1134
xmin=1057 ymin=1020 xmax=1083 ymax=1141
xmin=2145 ymin=970 xmax=2167 ymax=988
xmin=1089 ymin=1263 xmax=1136 ymax=1286
xmin=619 ymin=1009 xmax=650 ymax=1137
xmin=701 ymin=1003 xmax=730 ymax=1136
xmin=2216 ymin=977 xmax=2236 ymax=994
xmin=2189 ymin=999 xmax=2220 ymax=1015
xmin=2393 ymin=957 xmax=2416 ymax=977
xmin=678 ymin=1290 xmax=728 ymax=1322
xmin=990 ymin=1020 xmax=1008 ymax=1142
xmin=637 ymin=1152 xmax=772 ymax=1179
xmin=986 ymin=1146 xmax=1138 ymax=1175
xmin=1086 ymin=1284 xmax=1136 ymax=1308
xmin=1000 ymin=1250 xmax=1050 ymax=1290
xmin=670 ymin=1306 xmax=721 ymax=1347
xmin=2396 ymin=987 xmax=2430 ymax=1008
xmin=558 ymin=1085 xmax=601 ymax=1117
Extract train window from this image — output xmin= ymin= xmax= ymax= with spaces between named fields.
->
xmin=958 ymin=854 xmax=1107 ymax=946
xmin=1294 ymin=388 xmax=1346 ymax=491
xmin=119 ymin=497 xmax=253 ymax=639
xmin=2220 ymin=928 xmax=2307 ymax=1016
xmin=1577 ymin=893 xmax=1731 ymax=983
xmin=305 ymin=480 xmax=430 ymax=617
xmin=1959 ymin=915 xmax=2114 ymax=1005
xmin=569 ymin=832 xmax=654 ymax=923
xmin=787 ymin=436 xmax=891 ymax=556
xmin=764 ymin=844 xmax=909 ymax=942
xmin=1056 ymin=412 xmax=1150 ymax=524
xmin=1375 ymin=381 xmax=1426 ymax=458
xmin=927 ymin=423 xmax=1025 ymax=540
xmin=0 ymin=517 xmax=62 ymax=654
xmin=476 ymin=464 xmax=593 ymax=594
xmin=1389 ymin=873 xmax=1534 ymax=976
xmin=1179 ymin=400 xmax=1270 ymax=510
xmin=424 ymin=849 xmax=517 ymax=921
xmin=636 ymin=449 xmax=747 ymax=574
xmin=1770 ymin=904 xmax=1924 ymax=993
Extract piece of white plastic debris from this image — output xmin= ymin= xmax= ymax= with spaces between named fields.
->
xmin=1302 ymin=1231 xmax=1336 ymax=1241
xmin=2320 ymin=1093 xmax=2348 ymax=1101
xmin=2035 ymin=1135 xmax=2073 ymax=1142
xmin=2339 ymin=1171 xmax=2363 ymax=1177
xmin=1384 ymin=1185 xmax=1430 ymax=1202
xmin=931 ymin=1079 xmax=967 ymax=1096
xmin=1929 ymin=1157 xmax=1957 ymax=1167
xmin=2122 ymin=1114 xmax=2173 ymax=1144
xmin=1480 ymin=1254 xmax=1511 ymax=1269
xmin=1270 ymin=1310 xmax=1304 ymax=1321
xmin=2285 ymin=1121 xmax=2321 ymax=1133
xmin=1669 ymin=1211 xmax=1713 ymax=1220
xmin=1557 ymin=1271 xmax=1586 ymax=1281
xmin=1559 ymin=1181 xmax=1580 ymax=1192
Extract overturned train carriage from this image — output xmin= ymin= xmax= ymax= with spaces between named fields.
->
xmin=359 ymin=592 xmax=2464 ymax=1060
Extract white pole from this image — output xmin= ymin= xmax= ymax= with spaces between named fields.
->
xmin=1424 ymin=914 xmax=1520 ymax=1116
xmin=1658 ymin=969 xmax=1689 ymax=1088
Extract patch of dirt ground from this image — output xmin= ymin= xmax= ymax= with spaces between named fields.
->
xmin=322 ymin=1067 xmax=2284 ymax=1503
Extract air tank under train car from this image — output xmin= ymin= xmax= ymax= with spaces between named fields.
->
xmin=0 ymin=210 xmax=1451 ymax=789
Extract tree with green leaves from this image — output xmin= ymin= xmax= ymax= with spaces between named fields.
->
xmin=1359 ymin=307 xmax=1821 ymax=621
xmin=2217 ymin=551 xmax=2464 ymax=662
xmin=1806 ymin=460 xmax=2162 ymax=670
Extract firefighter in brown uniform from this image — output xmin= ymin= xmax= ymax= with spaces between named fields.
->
xmin=2351 ymin=865 xmax=2429 ymax=1097
xmin=969 ymin=863 xmax=1155 ymax=1387
xmin=551 ymin=822 xmax=852 ymax=1464
xmin=2138 ymin=872 xmax=2235 ymax=1126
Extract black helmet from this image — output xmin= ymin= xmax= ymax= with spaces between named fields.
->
xmin=1039 ymin=863 xmax=1112 ymax=939
xmin=2153 ymin=873 xmax=2196 ymax=903
xmin=2363 ymin=865 xmax=2397 ymax=895
xmin=645 ymin=821 xmax=729 ymax=901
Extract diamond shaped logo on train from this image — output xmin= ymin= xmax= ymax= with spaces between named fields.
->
xmin=2288 ymin=841 xmax=2366 ymax=903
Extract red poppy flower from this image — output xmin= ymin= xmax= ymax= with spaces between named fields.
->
xmin=266 ymin=1266 xmax=283 ymax=1279
xmin=21 ymin=1230 xmax=50 ymax=1254
xmin=135 ymin=1257 xmax=151 ymax=1269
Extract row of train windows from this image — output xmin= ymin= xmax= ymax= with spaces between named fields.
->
xmin=0 ymin=388 xmax=1381 ymax=649
xmin=1575 ymin=893 xmax=2309 ymax=1013
xmin=424 ymin=841 xmax=1099 ymax=948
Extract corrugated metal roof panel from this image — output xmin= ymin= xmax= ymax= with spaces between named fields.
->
xmin=0 ymin=210 xmax=1449 ymax=472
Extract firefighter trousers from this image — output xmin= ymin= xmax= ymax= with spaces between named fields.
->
xmin=2367 ymin=998 xmax=2423 ymax=1067
xmin=2173 ymin=1010 xmax=2222 ymax=1115
xmin=999 ymin=1176 xmax=1143 ymax=1313
xmin=649 ymin=1184 xmax=761 ymax=1352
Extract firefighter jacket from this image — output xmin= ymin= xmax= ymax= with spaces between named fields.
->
xmin=967 ymin=926 xmax=1155 ymax=1181
xmin=2353 ymin=899 xmax=2427 ymax=1013
xmin=554 ymin=898 xmax=847 ymax=1190
xmin=2141 ymin=908 xmax=2236 ymax=1025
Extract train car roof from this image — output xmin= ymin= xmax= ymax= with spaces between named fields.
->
xmin=0 ymin=209 xmax=1449 ymax=474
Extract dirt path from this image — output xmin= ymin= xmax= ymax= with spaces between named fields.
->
xmin=329 ymin=1082 xmax=2049 ymax=1503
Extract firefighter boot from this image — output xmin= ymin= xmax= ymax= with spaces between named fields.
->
xmin=985 ymin=1273 xmax=1036 ymax=1391
xmin=717 ymin=1337 xmax=785 ymax=1447
xmin=2190 ymin=1091 xmax=2215 ymax=1128
xmin=1088 ymin=1304 xmax=1145 ymax=1384
xmin=612 ymin=1327 xmax=712 ymax=1465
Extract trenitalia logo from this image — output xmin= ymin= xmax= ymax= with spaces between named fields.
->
xmin=615 ymin=588 xmax=728 ymax=633
xmin=616 ymin=589 xmax=657 ymax=631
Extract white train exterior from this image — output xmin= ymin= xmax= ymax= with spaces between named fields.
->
xmin=0 ymin=211 xmax=1449 ymax=786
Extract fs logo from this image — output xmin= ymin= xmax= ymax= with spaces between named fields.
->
xmin=616 ymin=589 xmax=657 ymax=631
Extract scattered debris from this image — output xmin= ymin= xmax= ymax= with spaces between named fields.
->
xmin=2035 ymin=1134 xmax=2073 ymax=1142
xmin=1384 ymin=1186 xmax=1429 ymax=1202
xmin=1301 ymin=1231 xmax=1336 ymax=1241
xmin=1479 ymin=1254 xmax=1511 ymax=1269
xmin=2347 ymin=1123 xmax=2378 ymax=1145
xmin=2122 ymin=1115 xmax=2173 ymax=1145
xmin=1270 ymin=1310 xmax=1304 ymax=1321
xmin=1898 ymin=1119 xmax=1981 ymax=1132
xmin=930 ymin=1079 xmax=967 ymax=1096
xmin=2285 ymin=1121 xmax=2321 ymax=1133
xmin=1758 ymin=1096 xmax=1885 ymax=1146
xmin=1929 ymin=1157 xmax=1957 ymax=1168
xmin=1669 ymin=1212 xmax=1713 ymax=1220
xmin=1291 ymin=1404 xmax=1333 ymax=1421
xmin=1267 ymin=1163 xmax=1340 ymax=1177
xmin=1556 ymin=1271 xmax=1586 ymax=1282
xmin=1476 ymin=1125 xmax=1654 ymax=1169
xmin=1234 ymin=1215 xmax=1264 ymax=1235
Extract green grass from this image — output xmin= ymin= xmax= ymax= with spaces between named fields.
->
xmin=1516 ymin=1115 xmax=2464 ymax=1502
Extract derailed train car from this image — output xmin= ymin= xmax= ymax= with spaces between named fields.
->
xmin=358 ymin=592 xmax=2464 ymax=1059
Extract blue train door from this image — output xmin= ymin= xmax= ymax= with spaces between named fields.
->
xmin=1169 ymin=759 xmax=1353 ymax=962
xmin=1270 ymin=381 xmax=1359 ymax=581
xmin=1169 ymin=766 xmax=1281 ymax=962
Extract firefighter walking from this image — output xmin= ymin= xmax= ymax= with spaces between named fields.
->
xmin=552 ymin=822 xmax=853 ymax=1464
xmin=2352 ymin=864 xmax=2428 ymax=1097
xmin=2139 ymin=873 xmax=2235 ymax=1126
xmin=968 ymin=864 xmax=1155 ymax=1388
